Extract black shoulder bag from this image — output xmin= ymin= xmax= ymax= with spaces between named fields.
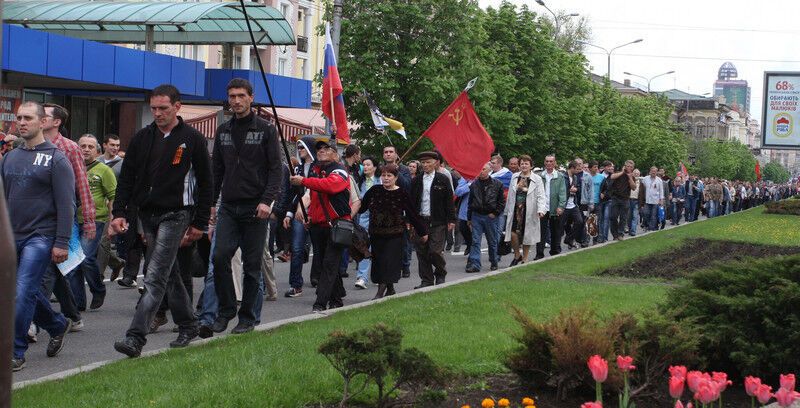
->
xmin=317 ymin=191 xmax=355 ymax=246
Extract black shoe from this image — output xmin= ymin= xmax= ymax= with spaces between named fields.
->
xmin=434 ymin=276 xmax=445 ymax=285
xmin=385 ymin=285 xmax=396 ymax=296
xmin=114 ymin=336 xmax=143 ymax=358
xmin=463 ymin=248 xmax=470 ymax=256
xmin=340 ymin=272 xmax=349 ymax=278
xmin=414 ymin=282 xmax=433 ymax=289
xmin=149 ymin=314 xmax=168 ymax=334
xmin=110 ymin=262 xmax=125 ymax=282
xmin=198 ymin=325 xmax=214 ymax=339
xmin=231 ymin=321 xmax=255 ymax=335
xmin=46 ymin=319 xmax=71 ymax=357
xmin=445 ymin=243 xmax=453 ymax=251
xmin=211 ymin=317 xmax=231 ymax=333
xmin=328 ymin=300 xmax=344 ymax=310
xmin=284 ymin=287 xmax=303 ymax=298
xmin=117 ymin=277 xmax=136 ymax=288
xmin=169 ymin=330 xmax=198 ymax=348
xmin=534 ymin=254 xmax=545 ymax=260
xmin=137 ymin=286 xmax=145 ymax=295
xmin=453 ymin=246 xmax=461 ymax=253
xmin=12 ymin=357 xmax=25 ymax=372
xmin=401 ymin=268 xmax=410 ymax=278
xmin=89 ymin=294 xmax=105 ymax=310
xmin=490 ymin=264 xmax=498 ymax=271
xmin=311 ymin=305 xmax=326 ymax=313
xmin=509 ymin=257 xmax=521 ymax=267
xmin=310 ymin=278 xmax=319 ymax=288
xmin=465 ymin=265 xmax=480 ymax=273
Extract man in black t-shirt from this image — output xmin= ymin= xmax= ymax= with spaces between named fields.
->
xmin=607 ymin=160 xmax=636 ymax=241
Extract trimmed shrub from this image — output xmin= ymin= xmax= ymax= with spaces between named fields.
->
xmin=765 ymin=199 xmax=800 ymax=215
xmin=663 ymin=254 xmax=800 ymax=379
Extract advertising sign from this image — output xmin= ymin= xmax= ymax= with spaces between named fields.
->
xmin=762 ymin=72 xmax=800 ymax=149
xmin=0 ymin=86 xmax=22 ymax=138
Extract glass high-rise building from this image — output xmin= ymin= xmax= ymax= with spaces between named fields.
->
xmin=713 ymin=62 xmax=751 ymax=114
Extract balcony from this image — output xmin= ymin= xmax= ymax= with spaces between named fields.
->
xmin=296 ymin=35 xmax=309 ymax=53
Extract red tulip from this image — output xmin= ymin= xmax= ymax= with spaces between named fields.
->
xmin=694 ymin=379 xmax=721 ymax=404
xmin=669 ymin=376 xmax=685 ymax=399
xmin=711 ymin=371 xmax=732 ymax=392
xmin=587 ymin=355 xmax=608 ymax=383
xmin=774 ymin=387 xmax=799 ymax=407
xmin=781 ymin=373 xmax=796 ymax=392
xmin=686 ymin=371 xmax=710 ymax=393
xmin=744 ymin=376 xmax=762 ymax=397
xmin=686 ymin=403 xmax=693 ymax=408
xmin=581 ymin=402 xmax=602 ymax=408
xmin=674 ymin=401 xmax=684 ymax=408
xmin=616 ymin=355 xmax=636 ymax=372
xmin=669 ymin=365 xmax=688 ymax=381
xmin=756 ymin=384 xmax=773 ymax=405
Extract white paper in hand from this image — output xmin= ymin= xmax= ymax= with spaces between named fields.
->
xmin=57 ymin=225 xmax=85 ymax=275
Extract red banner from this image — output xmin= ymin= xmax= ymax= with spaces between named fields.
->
xmin=422 ymin=92 xmax=494 ymax=180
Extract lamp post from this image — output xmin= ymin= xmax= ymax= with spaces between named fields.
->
xmin=623 ymin=70 xmax=675 ymax=92
xmin=534 ymin=0 xmax=578 ymax=37
xmin=579 ymin=39 xmax=643 ymax=80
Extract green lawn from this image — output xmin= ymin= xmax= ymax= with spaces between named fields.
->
xmin=13 ymin=208 xmax=799 ymax=407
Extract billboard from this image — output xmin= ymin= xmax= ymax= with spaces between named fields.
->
xmin=762 ymin=72 xmax=800 ymax=149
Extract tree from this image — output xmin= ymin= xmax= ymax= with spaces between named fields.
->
xmin=688 ymin=140 xmax=757 ymax=181
xmin=762 ymin=161 xmax=791 ymax=183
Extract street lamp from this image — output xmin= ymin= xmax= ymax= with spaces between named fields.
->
xmin=624 ymin=70 xmax=675 ymax=92
xmin=535 ymin=0 xmax=578 ymax=37
xmin=579 ymin=39 xmax=644 ymax=80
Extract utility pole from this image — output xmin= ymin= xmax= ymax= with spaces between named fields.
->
xmin=331 ymin=0 xmax=343 ymax=60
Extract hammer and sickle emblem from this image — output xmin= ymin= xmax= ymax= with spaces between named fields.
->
xmin=449 ymin=103 xmax=466 ymax=126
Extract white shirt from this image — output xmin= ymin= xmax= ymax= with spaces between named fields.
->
xmin=644 ymin=176 xmax=664 ymax=204
xmin=543 ymin=170 xmax=558 ymax=213
xmin=566 ymin=173 xmax=576 ymax=210
xmin=421 ymin=171 xmax=435 ymax=216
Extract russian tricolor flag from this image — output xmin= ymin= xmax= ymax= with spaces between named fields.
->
xmin=322 ymin=23 xmax=350 ymax=144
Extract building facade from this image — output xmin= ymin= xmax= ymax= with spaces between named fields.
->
xmin=713 ymin=62 xmax=751 ymax=115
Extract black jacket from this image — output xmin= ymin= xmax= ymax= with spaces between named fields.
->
xmin=113 ymin=117 xmax=212 ymax=230
xmin=410 ymin=172 xmax=456 ymax=227
xmin=468 ymin=177 xmax=505 ymax=219
xmin=212 ymin=113 xmax=282 ymax=206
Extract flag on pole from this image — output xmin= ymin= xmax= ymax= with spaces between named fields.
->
xmin=679 ymin=161 xmax=689 ymax=179
xmin=755 ymin=161 xmax=762 ymax=181
xmin=422 ymin=91 xmax=494 ymax=180
xmin=322 ymin=23 xmax=349 ymax=144
xmin=364 ymin=91 xmax=407 ymax=139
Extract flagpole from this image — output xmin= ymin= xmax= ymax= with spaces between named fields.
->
xmin=329 ymin=86 xmax=337 ymax=143
xmin=399 ymin=134 xmax=426 ymax=163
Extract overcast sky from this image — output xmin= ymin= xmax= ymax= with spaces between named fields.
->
xmin=477 ymin=0 xmax=800 ymax=121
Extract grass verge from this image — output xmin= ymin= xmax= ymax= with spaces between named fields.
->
xmin=12 ymin=209 xmax=798 ymax=407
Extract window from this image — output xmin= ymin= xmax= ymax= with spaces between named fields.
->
xmin=278 ymin=58 xmax=288 ymax=76
xmin=280 ymin=3 xmax=290 ymax=18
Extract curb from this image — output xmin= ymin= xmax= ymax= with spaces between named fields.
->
xmin=13 ymin=211 xmax=719 ymax=389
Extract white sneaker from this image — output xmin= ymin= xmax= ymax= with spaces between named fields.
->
xmin=69 ymin=319 xmax=84 ymax=332
xmin=27 ymin=324 xmax=38 ymax=343
xmin=354 ymin=278 xmax=368 ymax=289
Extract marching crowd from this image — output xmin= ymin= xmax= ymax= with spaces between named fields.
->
xmin=2 ymin=79 xmax=798 ymax=372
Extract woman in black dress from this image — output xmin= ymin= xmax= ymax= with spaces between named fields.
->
xmin=359 ymin=164 xmax=428 ymax=299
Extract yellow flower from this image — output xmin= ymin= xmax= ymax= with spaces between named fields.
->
xmin=461 ymin=405 xmax=471 ymax=408
xmin=498 ymin=398 xmax=510 ymax=407
xmin=481 ymin=398 xmax=495 ymax=408
xmin=522 ymin=397 xmax=535 ymax=406
xmin=525 ymin=406 xmax=536 ymax=408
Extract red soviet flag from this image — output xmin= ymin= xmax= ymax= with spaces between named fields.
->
xmin=422 ymin=92 xmax=494 ymax=180
xmin=755 ymin=161 xmax=762 ymax=181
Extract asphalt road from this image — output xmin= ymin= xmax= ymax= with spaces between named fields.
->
xmin=13 ymin=239 xmax=509 ymax=384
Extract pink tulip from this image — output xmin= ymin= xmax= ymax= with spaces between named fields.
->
xmin=669 ymin=365 xmax=688 ymax=381
xmin=587 ymin=355 xmax=608 ymax=383
xmin=669 ymin=376 xmax=685 ymax=399
xmin=744 ymin=376 xmax=762 ymax=397
xmin=616 ymin=355 xmax=636 ymax=372
xmin=774 ymin=387 xmax=798 ymax=407
xmin=674 ymin=401 xmax=684 ymax=408
xmin=686 ymin=371 xmax=710 ymax=393
xmin=581 ymin=402 xmax=602 ymax=408
xmin=694 ymin=379 xmax=720 ymax=404
xmin=756 ymin=384 xmax=773 ymax=405
xmin=781 ymin=373 xmax=796 ymax=392
xmin=686 ymin=403 xmax=693 ymax=408
xmin=711 ymin=371 xmax=732 ymax=392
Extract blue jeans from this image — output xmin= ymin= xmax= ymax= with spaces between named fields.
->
xmin=356 ymin=213 xmax=370 ymax=283
xmin=598 ymin=201 xmax=611 ymax=242
xmin=15 ymin=235 xmax=68 ymax=359
xmin=685 ymin=196 xmax=697 ymax=221
xmin=468 ymin=214 xmax=499 ymax=269
xmin=644 ymin=204 xmax=659 ymax=231
xmin=495 ymin=214 xmax=507 ymax=256
xmin=289 ymin=218 xmax=309 ymax=289
xmin=67 ymin=221 xmax=106 ymax=310
xmin=627 ymin=199 xmax=639 ymax=236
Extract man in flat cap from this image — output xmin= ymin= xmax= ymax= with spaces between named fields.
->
xmin=409 ymin=151 xmax=456 ymax=288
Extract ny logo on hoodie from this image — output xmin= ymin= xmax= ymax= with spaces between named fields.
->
xmin=33 ymin=153 xmax=53 ymax=167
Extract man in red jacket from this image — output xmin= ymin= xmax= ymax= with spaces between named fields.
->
xmin=289 ymin=139 xmax=351 ymax=313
